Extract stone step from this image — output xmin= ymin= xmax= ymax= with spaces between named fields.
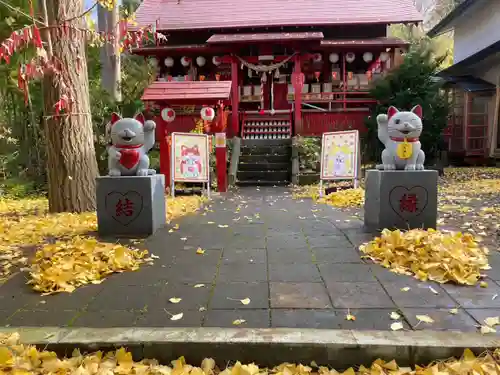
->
xmin=236 ymin=179 xmax=290 ymax=186
xmin=240 ymin=145 xmax=291 ymax=156
xmin=242 ymin=139 xmax=292 ymax=147
xmin=238 ymin=162 xmax=290 ymax=171
xmin=237 ymin=170 xmax=290 ymax=182
xmin=239 ymin=154 xmax=290 ymax=164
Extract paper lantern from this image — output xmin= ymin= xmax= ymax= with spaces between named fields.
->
xmin=196 ymin=56 xmax=206 ymax=67
xmin=314 ymin=71 xmax=321 ymax=82
xmin=345 ymin=52 xmax=356 ymax=63
xmin=212 ymin=56 xmax=222 ymax=66
xmin=380 ymin=52 xmax=390 ymax=62
xmin=161 ymin=107 xmax=176 ymax=123
xmin=181 ymin=56 xmax=191 ymax=67
xmin=164 ymin=57 xmax=174 ymax=67
xmin=201 ymin=107 xmax=215 ymax=121
xmin=329 ymin=53 xmax=339 ymax=63
xmin=312 ymin=53 xmax=322 ymax=62
xmin=363 ymin=52 xmax=373 ymax=63
xmin=348 ymin=71 xmax=353 ymax=80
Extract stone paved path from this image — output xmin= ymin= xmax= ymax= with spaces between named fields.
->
xmin=1 ymin=186 xmax=500 ymax=331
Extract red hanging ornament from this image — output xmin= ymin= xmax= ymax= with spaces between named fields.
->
xmin=32 ymin=26 xmax=43 ymax=48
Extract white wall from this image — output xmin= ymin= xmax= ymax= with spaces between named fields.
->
xmin=453 ymin=0 xmax=500 ymax=63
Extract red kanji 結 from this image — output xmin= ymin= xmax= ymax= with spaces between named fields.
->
xmin=116 ymin=198 xmax=134 ymax=217
xmin=399 ymin=193 xmax=417 ymax=213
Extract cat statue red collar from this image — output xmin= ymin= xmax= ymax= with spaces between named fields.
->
xmin=376 ymin=105 xmax=425 ymax=171
xmin=107 ymin=113 xmax=156 ymax=176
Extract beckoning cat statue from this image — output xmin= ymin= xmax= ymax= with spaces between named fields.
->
xmin=107 ymin=112 xmax=156 ymax=176
xmin=376 ymin=105 xmax=425 ymax=171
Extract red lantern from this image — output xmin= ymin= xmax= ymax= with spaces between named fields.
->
xmin=161 ymin=107 xmax=176 ymax=122
xmin=331 ymin=71 xmax=338 ymax=80
xmin=348 ymin=71 xmax=353 ymax=80
xmin=215 ymin=73 xmax=221 ymax=81
xmin=366 ymin=71 xmax=373 ymax=81
xmin=314 ymin=71 xmax=321 ymax=82
xmin=201 ymin=106 xmax=215 ymax=121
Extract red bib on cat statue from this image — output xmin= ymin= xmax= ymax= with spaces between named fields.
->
xmin=119 ymin=147 xmax=140 ymax=169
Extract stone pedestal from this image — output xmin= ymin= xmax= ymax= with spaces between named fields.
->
xmin=96 ymin=175 xmax=166 ymax=237
xmin=364 ymin=170 xmax=438 ymax=231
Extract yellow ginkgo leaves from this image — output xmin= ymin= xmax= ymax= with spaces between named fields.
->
xmin=360 ymin=228 xmax=489 ymax=285
xmin=2 ymin=332 xmax=500 ymax=375
xmin=28 ymin=236 xmax=150 ymax=294
xmin=318 ymin=188 xmax=365 ymax=208
xmin=0 ymin=195 xmax=205 ymax=292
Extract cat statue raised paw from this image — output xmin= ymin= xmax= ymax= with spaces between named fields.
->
xmin=107 ymin=112 xmax=157 ymax=176
xmin=376 ymin=105 xmax=425 ymax=171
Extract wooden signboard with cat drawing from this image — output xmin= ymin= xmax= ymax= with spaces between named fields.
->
xmin=171 ymin=132 xmax=210 ymax=197
xmin=319 ymin=130 xmax=360 ymax=197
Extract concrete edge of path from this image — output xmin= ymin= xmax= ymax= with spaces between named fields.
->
xmin=2 ymin=327 xmax=499 ymax=368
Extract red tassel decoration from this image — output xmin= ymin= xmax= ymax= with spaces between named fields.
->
xmin=32 ymin=26 xmax=43 ymax=48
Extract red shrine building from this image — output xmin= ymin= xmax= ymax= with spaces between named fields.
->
xmin=133 ymin=0 xmax=422 ymax=184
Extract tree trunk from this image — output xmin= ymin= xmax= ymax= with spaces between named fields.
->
xmin=98 ymin=4 xmax=112 ymax=93
xmin=43 ymin=0 xmax=99 ymax=213
xmin=107 ymin=3 xmax=122 ymax=101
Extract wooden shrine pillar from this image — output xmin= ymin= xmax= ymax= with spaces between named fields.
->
xmin=293 ymin=54 xmax=303 ymax=134
xmin=230 ymin=57 xmax=240 ymax=138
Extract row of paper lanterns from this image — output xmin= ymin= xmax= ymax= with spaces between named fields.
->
xmin=163 ymin=52 xmax=390 ymax=68
xmin=161 ymin=106 xmax=215 ymax=122
xmin=314 ymin=52 xmax=390 ymax=64
xmin=163 ymin=56 xmax=222 ymax=68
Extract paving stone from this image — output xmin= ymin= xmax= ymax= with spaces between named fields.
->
xmin=204 ymin=309 xmax=270 ymax=328
xmin=136 ymin=309 xmax=204 ymax=327
xmin=307 ymin=236 xmax=352 ymax=249
xmin=210 ymin=282 xmax=269 ymax=309
xmin=313 ymin=247 xmax=363 ymax=264
xmin=270 ymin=282 xmax=331 ymax=309
xmin=87 ymin=285 xmax=164 ymax=311
xmin=271 ymin=309 xmax=340 ymax=329
xmin=72 ymin=310 xmax=139 ymax=327
xmin=218 ymin=263 xmax=267 ymax=282
xmin=332 ymin=218 xmax=364 ymax=230
xmin=102 ymin=267 xmax=167 ymax=287
xmin=7 ymin=309 xmax=78 ymax=327
xmin=0 ymin=273 xmax=45 ymax=310
xmin=221 ymin=249 xmax=267 ymax=264
xmin=401 ymin=308 xmax=478 ymax=331
xmin=171 ymin=248 xmax=222 ymax=265
xmin=441 ymin=283 xmax=500 ymax=308
xmin=231 ymin=225 xmax=266 ymax=237
xmin=319 ymin=264 xmax=376 ymax=282
xmin=0 ymin=310 xmax=15 ymax=326
xmin=485 ymin=254 xmax=500 ymax=280
xmin=23 ymin=284 xmax=102 ymax=311
xmin=163 ymin=283 xmax=212 ymax=310
xmin=370 ymin=265 xmax=417 ymax=282
xmin=269 ymin=263 xmax=321 ymax=282
xmin=266 ymin=235 xmax=308 ymax=250
xmin=267 ymin=248 xmax=313 ymax=264
xmin=164 ymin=263 xmax=219 ymax=283
xmin=228 ymin=237 xmax=267 ymax=250
xmin=383 ymin=280 xmax=456 ymax=308
xmin=332 ymin=309 xmax=412 ymax=330
xmin=465 ymin=309 xmax=500 ymax=330
xmin=326 ymin=282 xmax=396 ymax=309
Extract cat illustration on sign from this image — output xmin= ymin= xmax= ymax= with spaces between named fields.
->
xmin=180 ymin=145 xmax=202 ymax=179
xmin=327 ymin=144 xmax=352 ymax=176
xmin=107 ymin=113 xmax=156 ymax=176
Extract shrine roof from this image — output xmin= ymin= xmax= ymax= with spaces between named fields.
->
xmin=135 ymin=0 xmax=422 ymax=31
xmin=320 ymin=37 xmax=409 ymax=48
xmin=207 ymin=32 xmax=324 ymax=44
xmin=141 ymin=81 xmax=232 ymax=103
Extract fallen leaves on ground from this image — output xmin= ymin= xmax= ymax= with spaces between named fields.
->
xmin=28 ymin=236 xmax=150 ymax=294
xmin=292 ymin=184 xmax=364 ymax=208
xmin=443 ymin=167 xmax=500 ymax=182
xmin=360 ymin=228 xmax=489 ymax=285
xmin=0 ymin=194 xmax=205 ymax=290
xmin=2 ymin=332 xmax=500 ymax=375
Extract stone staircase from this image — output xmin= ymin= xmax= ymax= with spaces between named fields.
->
xmin=236 ymin=139 xmax=292 ymax=186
